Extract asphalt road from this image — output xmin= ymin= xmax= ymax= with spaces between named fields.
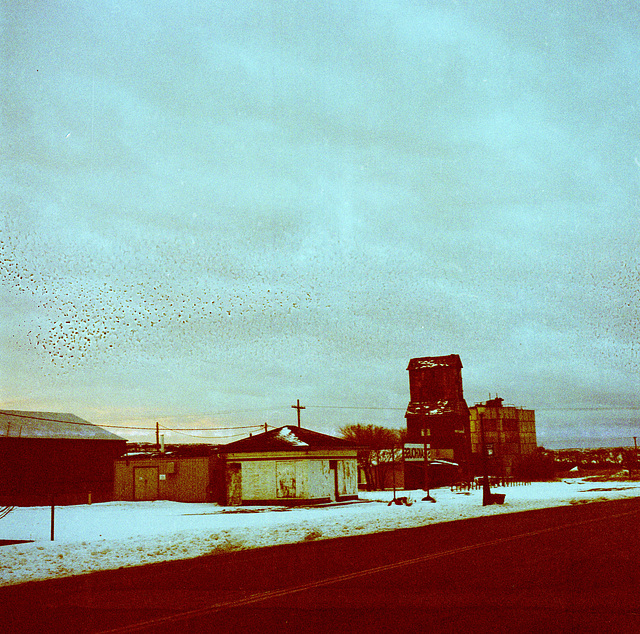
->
xmin=2 ymin=497 xmax=640 ymax=633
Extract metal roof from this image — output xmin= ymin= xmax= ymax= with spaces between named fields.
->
xmin=218 ymin=426 xmax=357 ymax=454
xmin=0 ymin=410 xmax=127 ymax=441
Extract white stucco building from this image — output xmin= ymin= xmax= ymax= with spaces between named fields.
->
xmin=218 ymin=426 xmax=358 ymax=505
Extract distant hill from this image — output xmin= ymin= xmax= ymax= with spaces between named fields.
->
xmin=540 ymin=438 xmax=637 ymax=450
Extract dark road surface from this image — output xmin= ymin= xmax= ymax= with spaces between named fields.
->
xmin=2 ymin=497 xmax=640 ymax=633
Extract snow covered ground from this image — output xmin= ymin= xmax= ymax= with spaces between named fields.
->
xmin=1 ymin=478 xmax=639 ymax=587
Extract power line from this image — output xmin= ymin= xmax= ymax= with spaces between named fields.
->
xmin=310 ymin=404 xmax=640 ymax=412
xmin=154 ymin=427 xmax=258 ymax=440
xmin=0 ymin=412 xmax=101 ymax=426
xmin=308 ymin=405 xmax=405 ymax=411
xmin=154 ymin=407 xmax=290 ymax=418
xmin=157 ymin=423 xmax=262 ymax=431
xmin=0 ymin=412 xmax=155 ymax=429
xmin=158 ymin=423 xmax=262 ymax=434
xmin=5 ymin=404 xmax=639 ymax=437
xmin=0 ymin=412 xmax=267 ymax=432
xmin=534 ymin=407 xmax=640 ymax=411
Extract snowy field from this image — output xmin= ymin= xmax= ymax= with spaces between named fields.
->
xmin=1 ymin=478 xmax=639 ymax=587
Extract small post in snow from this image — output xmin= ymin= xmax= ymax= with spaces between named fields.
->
xmin=50 ymin=495 xmax=55 ymax=541
xmin=391 ymin=444 xmax=397 ymax=502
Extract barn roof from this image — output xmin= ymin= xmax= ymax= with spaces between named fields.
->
xmin=219 ymin=426 xmax=357 ymax=454
xmin=407 ymin=354 xmax=463 ymax=371
xmin=0 ymin=410 xmax=127 ymax=441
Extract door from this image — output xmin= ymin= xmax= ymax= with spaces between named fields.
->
xmin=329 ymin=460 xmax=338 ymax=501
xmin=134 ymin=467 xmax=159 ymax=501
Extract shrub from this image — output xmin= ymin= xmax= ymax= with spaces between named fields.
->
xmin=513 ymin=453 xmax=556 ymax=481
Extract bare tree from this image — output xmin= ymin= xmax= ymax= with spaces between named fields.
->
xmin=340 ymin=424 xmax=404 ymax=490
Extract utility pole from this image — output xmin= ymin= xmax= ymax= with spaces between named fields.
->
xmin=480 ymin=411 xmax=492 ymax=506
xmin=391 ymin=443 xmax=397 ymax=502
xmin=50 ymin=494 xmax=55 ymax=541
xmin=291 ymin=399 xmax=305 ymax=427
xmin=422 ymin=426 xmax=434 ymax=502
xmin=156 ymin=422 xmax=160 ymax=451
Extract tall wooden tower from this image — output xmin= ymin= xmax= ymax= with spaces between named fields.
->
xmin=404 ymin=354 xmax=471 ymax=487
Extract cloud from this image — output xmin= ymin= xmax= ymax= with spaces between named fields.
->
xmin=2 ymin=1 xmax=640 ymax=445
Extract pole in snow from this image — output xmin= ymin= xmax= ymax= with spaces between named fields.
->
xmin=392 ymin=444 xmax=397 ymax=502
xmin=480 ymin=411 xmax=492 ymax=506
xmin=422 ymin=427 xmax=435 ymax=502
xmin=50 ymin=495 xmax=55 ymax=541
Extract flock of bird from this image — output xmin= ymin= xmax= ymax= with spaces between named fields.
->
xmin=2 ymin=232 xmax=319 ymax=373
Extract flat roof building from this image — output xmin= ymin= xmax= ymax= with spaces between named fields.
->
xmin=468 ymin=397 xmax=537 ymax=477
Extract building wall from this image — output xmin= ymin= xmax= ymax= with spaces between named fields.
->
xmin=404 ymin=410 xmax=471 ymax=489
xmin=337 ymin=459 xmax=357 ymax=497
xmin=405 ymin=356 xmax=471 ymax=488
xmin=469 ymin=403 xmax=537 ymax=476
xmin=408 ymin=365 xmax=464 ymax=403
xmin=0 ymin=437 xmax=126 ymax=506
xmin=239 ymin=459 xmax=357 ymax=502
xmin=222 ymin=450 xmax=358 ymax=505
xmin=114 ymin=456 xmax=214 ymax=503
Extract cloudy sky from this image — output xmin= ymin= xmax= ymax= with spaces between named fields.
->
xmin=2 ymin=0 xmax=639 ymax=447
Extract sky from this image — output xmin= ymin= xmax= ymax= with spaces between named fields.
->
xmin=2 ymin=480 xmax=639 ymax=586
xmin=2 ymin=1 xmax=640 ymax=448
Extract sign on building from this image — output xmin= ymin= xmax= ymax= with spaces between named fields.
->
xmin=403 ymin=443 xmax=431 ymax=462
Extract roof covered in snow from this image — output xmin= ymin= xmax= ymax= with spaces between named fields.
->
xmin=407 ymin=354 xmax=463 ymax=371
xmin=0 ymin=410 xmax=127 ymax=442
xmin=219 ymin=426 xmax=358 ymax=454
xmin=406 ymin=400 xmax=455 ymax=416
xmin=405 ymin=399 xmax=469 ymax=417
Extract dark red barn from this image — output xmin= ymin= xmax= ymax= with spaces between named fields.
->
xmin=0 ymin=410 xmax=127 ymax=505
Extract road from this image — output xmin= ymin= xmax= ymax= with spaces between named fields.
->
xmin=1 ymin=497 xmax=639 ymax=633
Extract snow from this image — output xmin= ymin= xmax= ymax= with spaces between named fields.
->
xmin=277 ymin=426 xmax=309 ymax=446
xmin=1 ymin=479 xmax=638 ymax=587
xmin=406 ymin=400 xmax=452 ymax=415
xmin=412 ymin=359 xmax=449 ymax=369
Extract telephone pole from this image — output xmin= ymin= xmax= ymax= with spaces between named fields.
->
xmin=291 ymin=399 xmax=305 ymax=427
xmin=480 ymin=411 xmax=492 ymax=505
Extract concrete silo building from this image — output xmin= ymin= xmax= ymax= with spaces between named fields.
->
xmin=468 ymin=397 xmax=537 ymax=477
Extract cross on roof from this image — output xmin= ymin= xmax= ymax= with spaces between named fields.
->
xmin=291 ymin=399 xmax=305 ymax=427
